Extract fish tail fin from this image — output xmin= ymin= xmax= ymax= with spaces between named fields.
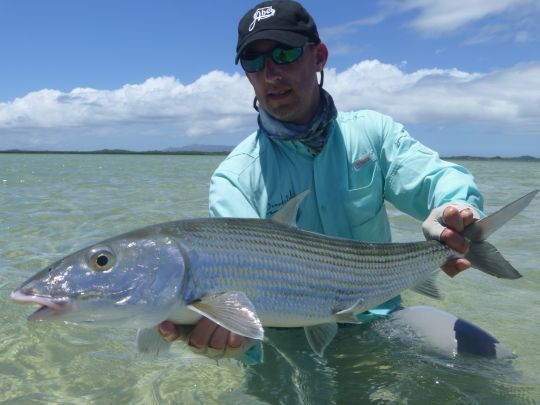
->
xmin=464 ymin=190 xmax=538 ymax=242
xmin=466 ymin=241 xmax=521 ymax=279
xmin=464 ymin=190 xmax=538 ymax=279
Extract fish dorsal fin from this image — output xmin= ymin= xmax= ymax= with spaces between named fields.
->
xmin=411 ymin=274 xmax=442 ymax=299
xmin=187 ymin=291 xmax=264 ymax=340
xmin=271 ymin=190 xmax=311 ymax=227
xmin=463 ymin=190 xmax=538 ymax=242
xmin=304 ymin=323 xmax=338 ymax=356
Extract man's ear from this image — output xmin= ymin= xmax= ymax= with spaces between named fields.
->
xmin=314 ymin=42 xmax=328 ymax=72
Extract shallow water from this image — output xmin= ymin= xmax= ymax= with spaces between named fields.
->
xmin=1 ymin=154 xmax=539 ymax=404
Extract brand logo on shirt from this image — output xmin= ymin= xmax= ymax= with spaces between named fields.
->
xmin=394 ymin=129 xmax=409 ymax=148
xmin=353 ymin=154 xmax=372 ymax=170
xmin=249 ymin=6 xmax=275 ymax=31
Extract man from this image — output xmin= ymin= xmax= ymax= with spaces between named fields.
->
xmin=159 ymin=0 xmax=482 ymax=360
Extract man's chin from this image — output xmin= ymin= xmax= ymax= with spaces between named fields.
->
xmin=264 ymin=104 xmax=302 ymax=123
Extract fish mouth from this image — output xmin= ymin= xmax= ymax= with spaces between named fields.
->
xmin=10 ymin=290 xmax=72 ymax=321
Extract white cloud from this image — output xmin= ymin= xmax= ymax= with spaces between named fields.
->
xmin=0 ymin=72 xmax=256 ymax=149
xmin=1 ymin=72 xmax=255 ymax=128
xmin=396 ymin=0 xmax=532 ymax=34
xmin=463 ymin=23 xmax=514 ymax=45
xmin=0 ymin=61 xmax=539 ymax=151
xmin=326 ymin=0 xmax=539 ymax=43
xmin=326 ymin=60 xmax=539 ymax=131
xmin=320 ymin=13 xmax=387 ymax=39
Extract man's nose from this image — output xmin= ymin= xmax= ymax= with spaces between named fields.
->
xmin=263 ymin=57 xmax=282 ymax=82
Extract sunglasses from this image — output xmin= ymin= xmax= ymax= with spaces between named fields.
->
xmin=240 ymin=45 xmax=307 ymax=73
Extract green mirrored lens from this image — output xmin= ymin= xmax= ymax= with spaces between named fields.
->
xmin=241 ymin=55 xmax=265 ymax=73
xmin=240 ymin=46 xmax=304 ymax=72
xmin=272 ymin=47 xmax=303 ymax=64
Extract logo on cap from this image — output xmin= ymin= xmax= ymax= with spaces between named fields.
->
xmin=249 ymin=6 xmax=275 ymax=31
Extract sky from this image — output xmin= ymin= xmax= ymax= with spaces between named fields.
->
xmin=0 ymin=0 xmax=539 ymax=157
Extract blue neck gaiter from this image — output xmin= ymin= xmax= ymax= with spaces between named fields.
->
xmin=258 ymin=89 xmax=337 ymax=155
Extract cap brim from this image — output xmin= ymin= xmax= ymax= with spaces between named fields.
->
xmin=235 ymin=30 xmax=309 ymax=63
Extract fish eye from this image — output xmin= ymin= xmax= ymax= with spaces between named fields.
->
xmin=89 ymin=249 xmax=115 ymax=272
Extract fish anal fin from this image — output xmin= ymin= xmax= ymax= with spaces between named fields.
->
xmin=411 ymin=274 xmax=442 ymax=299
xmin=136 ymin=326 xmax=172 ymax=356
xmin=304 ymin=323 xmax=338 ymax=356
xmin=188 ymin=291 xmax=264 ymax=340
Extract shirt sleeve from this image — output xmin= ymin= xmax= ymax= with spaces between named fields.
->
xmin=209 ymin=168 xmax=261 ymax=219
xmin=377 ymin=114 xmax=485 ymax=220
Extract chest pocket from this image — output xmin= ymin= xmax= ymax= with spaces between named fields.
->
xmin=344 ymin=154 xmax=384 ymax=228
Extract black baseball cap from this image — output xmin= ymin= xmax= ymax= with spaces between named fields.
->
xmin=235 ymin=0 xmax=320 ymax=63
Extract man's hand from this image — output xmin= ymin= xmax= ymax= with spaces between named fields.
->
xmin=158 ymin=317 xmax=255 ymax=359
xmin=422 ymin=202 xmax=480 ymax=277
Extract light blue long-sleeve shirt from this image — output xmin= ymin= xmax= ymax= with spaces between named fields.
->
xmin=210 ymin=110 xmax=484 ymax=232
xmin=208 ymin=109 xmax=484 ymax=363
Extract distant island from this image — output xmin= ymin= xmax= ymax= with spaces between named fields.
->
xmin=442 ymin=155 xmax=539 ymax=161
xmin=164 ymin=144 xmax=234 ymax=153
xmin=0 ymin=144 xmax=234 ymax=155
xmin=0 ymin=146 xmax=538 ymax=160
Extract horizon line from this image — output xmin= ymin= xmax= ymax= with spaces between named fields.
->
xmin=0 ymin=149 xmax=538 ymax=160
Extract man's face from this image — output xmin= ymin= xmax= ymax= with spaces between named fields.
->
xmin=243 ymin=40 xmax=327 ymax=125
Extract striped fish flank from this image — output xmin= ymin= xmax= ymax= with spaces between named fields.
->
xmin=173 ymin=217 xmax=450 ymax=325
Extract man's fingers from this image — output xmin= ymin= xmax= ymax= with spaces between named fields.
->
xmin=208 ymin=323 xmax=244 ymax=349
xmin=209 ymin=325 xmax=230 ymax=350
xmin=442 ymin=258 xmax=471 ymax=277
xmin=189 ymin=317 xmax=219 ymax=349
xmin=424 ymin=203 xmax=479 ymax=278
xmin=224 ymin=338 xmax=256 ymax=358
xmin=440 ymin=225 xmax=471 ymax=277
xmin=227 ymin=331 xmax=244 ymax=348
xmin=461 ymin=208 xmax=476 ymax=227
xmin=158 ymin=321 xmax=194 ymax=342
xmin=158 ymin=318 xmax=253 ymax=360
xmin=443 ymin=206 xmax=476 ymax=231
xmin=440 ymin=228 xmax=469 ymax=254
xmin=442 ymin=206 xmax=464 ymax=232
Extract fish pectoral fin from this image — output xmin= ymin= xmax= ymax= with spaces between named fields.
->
xmin=271 ymin=190 xmax=311 ymax=227
xmin=136 ymin=326 xmax=172 ymax=356
xmin=334 ymin=297 xmax=366 ymax=322
xmin=411 ymin=274 xmax=442 ymax=299
xmin=187 ymin=291 xmax=264 ymax=340
xmin=335 ymin=312 xmax=359 ymax=323
xmin=304 ymin=323 xmax=338 ymax=356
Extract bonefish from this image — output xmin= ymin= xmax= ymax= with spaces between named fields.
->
xmin=11 ymin=190 xmax=538 ymax=355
